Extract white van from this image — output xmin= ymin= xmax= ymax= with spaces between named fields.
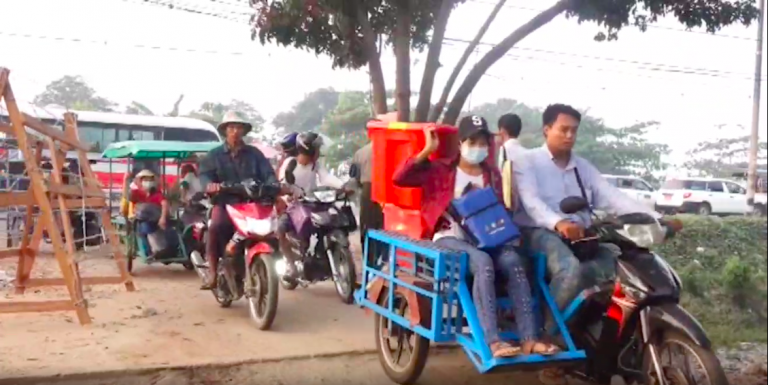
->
xmin=655 ymin=177 xmax=750 ymax=216
xmin=602 ymin=175 xmax=657 ymax=211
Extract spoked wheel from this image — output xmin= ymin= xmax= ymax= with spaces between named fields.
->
xmin=643 ymin=331 xmax=729 ymax=385
xmin=374 ymin=292 xmax=430 ymax=385
xmin=247 ymin=253 xmax=279 ymax=330
xmin=330 ymin=245 xmax=356 ymax=304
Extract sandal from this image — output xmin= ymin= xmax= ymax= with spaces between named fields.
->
xmin=522 ymin=340 xmax=561 ymax=355
xmin=490 ymin=341 xmax=522 ymax=358
xmin=539 ymin=368 xmax=567 ymax=385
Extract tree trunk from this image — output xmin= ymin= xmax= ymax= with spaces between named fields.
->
xmin=442 ymin=0 xmax=570 ymax=125
xmin=429 ymin=0 xmax=507 ymax=123
xmin=358 ymin=5 xmax=388 ymax=115
xmin=414 ymin=0 xmax=454 ymax=122
xmin=394 ymin=1 xmax=412 ymax=122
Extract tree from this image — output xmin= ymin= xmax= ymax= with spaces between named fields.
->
xmin=321 ymin=91 xmax=372 ymax=167
xmin=125 ymin=95 xmax=185 ymax=117
xmin=34 ymin=75 xmax=116 ymax=112
xmin=684 ymin=132 xmax=768 ymax=177
xmin=467 ymin=98 xmax=669 ymax=179
xmin=187 ymin=100 xmax=266 ymax=134
xmin=252 ymin=0 xmax=758 ymax=124
xmin=272 ymin=88 xmax=340 ymax=134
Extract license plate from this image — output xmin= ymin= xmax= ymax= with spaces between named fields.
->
xmin=664 ymin=194 xmax=672 ymax=201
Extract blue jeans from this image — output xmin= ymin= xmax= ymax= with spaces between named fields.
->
xmin=435 ymin=237 xmax=537 ymax=344
xmin=520 ymin=227 xmax=618 ymax=332
xmin=136 ymin=220 xmax=157 ymax=254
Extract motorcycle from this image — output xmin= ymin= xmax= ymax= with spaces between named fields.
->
xmin=188 ymin=179 xmax=283 ymax=330
xmin=557 ymin=196 xmax=728 ymax=385
xmin=277 ymin=186 xmax=358 ymax=304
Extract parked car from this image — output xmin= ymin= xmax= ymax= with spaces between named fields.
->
xmin=603 ymin=174 xmax=657 ymax=211
xmin=655 ymin=177 xmax=750 ymax=216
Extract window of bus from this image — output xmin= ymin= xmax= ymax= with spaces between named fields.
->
xmin=163 ymin=127 xmax=220 ymax=142
xmin=77 ymin=122 xmax=159 ymax=152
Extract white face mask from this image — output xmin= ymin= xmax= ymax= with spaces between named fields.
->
xmin=141 ymin=181 xmax=156 ymax=191
xmin=460 ymin=142 xmax=489 ymax=165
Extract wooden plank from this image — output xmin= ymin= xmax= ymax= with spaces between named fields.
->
xmin=0 ymin=248 xmax=21 ymax=260
xmin=46 ymin=183 xmax=106 ymax=198
xmin=0 ymin=68 xmax=8 ymax=98
xmin=0 ymin=191 xmax=34 ymax=207
xmin=0 ymin=300 xmax=75 ymax=314
xmin=50 ymin=197 xmax=106 ymax=210
xmin=24 ymin=276 xmax=128 ymax=288
xmin=21 ymin=113 xmax=91 ymax=152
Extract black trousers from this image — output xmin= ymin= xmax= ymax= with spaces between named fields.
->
xmin=359 ymin=182 xmax=384 ymax=267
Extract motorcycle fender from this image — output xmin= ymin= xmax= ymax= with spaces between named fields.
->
xmin=648 ymin=303 xmax=712 ymax=350
xmin=327 ymin=229 xmax=350 ymax=247
xmin=246 ymin=242 xmax=274 ymax=266
xmin=366 ymin=276 xmax=433 ymax=329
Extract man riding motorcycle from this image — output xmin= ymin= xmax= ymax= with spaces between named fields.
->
xmin=198 ymin=111 xmax=279 ymax=290
xmin=276 ymin=132 xmax=351 ymax=279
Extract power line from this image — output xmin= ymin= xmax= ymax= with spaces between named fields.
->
xmin=444 ymin=37 xmax=765 ymax=81
xmin=2 ymin=30 xmax=762 ymax=82
xmin=468 ymin=0 xmax=759 ymax=41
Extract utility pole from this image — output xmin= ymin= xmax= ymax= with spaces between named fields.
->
xmin=747 ymin=0 xmax=766 ymax=211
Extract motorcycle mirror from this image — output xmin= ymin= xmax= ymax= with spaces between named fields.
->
xmin=560 ymin=196 xmax=589 ymax=214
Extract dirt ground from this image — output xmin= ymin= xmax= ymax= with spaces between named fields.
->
xmin=0 ymin=235 xmax=374 ymax=379
xmin=7 ymin=350 xmax=551 ymax=385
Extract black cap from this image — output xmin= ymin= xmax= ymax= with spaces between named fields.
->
xmin=458 ymin=115 xmax=491 ymax=141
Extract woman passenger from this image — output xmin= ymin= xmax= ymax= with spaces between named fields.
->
xmin=392 ymin=116 xmax=558 ymax=357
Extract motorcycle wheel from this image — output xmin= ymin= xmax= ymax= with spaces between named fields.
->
xmin=642 ymin=331 xmax=728 ymax=385
xmin=214 ymin=267 xmax=233 ymax=308
xmin=247 ymin=253 xmax=279 ymax=330
xmin=374 ymin=292 xmax=430 ymax=385
xmin=331 ymin=244 xmax=357 ymax=304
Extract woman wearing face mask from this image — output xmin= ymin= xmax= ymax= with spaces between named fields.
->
xmin=128 ymin=169 xmax=169 ymax=257
xmin=393 ymin=116 xmax=558 ymax=358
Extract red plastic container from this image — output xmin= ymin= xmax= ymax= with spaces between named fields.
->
xmin=382 ymin=204 xmax=424 ymax=269
xmin=368 ymin=121 xmax=458 ymax=209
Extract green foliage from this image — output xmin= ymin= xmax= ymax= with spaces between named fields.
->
xmin=655 ymin=215 xmax=767 ymax=345
xmin=321 ymin=91 xmax=372 ymax=167
xmin=466 ymin=98 xmax=669 ymax=179
xmin=684 ymin=133 xmax=768 ymax=178
xmin=251 ymin=0 xmax=467 ymax=70
xmin=566 ymin=0 xmax=759 ymax=42
xmin=272 ymin=88 xmax=340 ymax=133
xmin=34 ymin=75 xmax=116 ymax=112
xmin=187 ymin=100 xmax=266 ymax=134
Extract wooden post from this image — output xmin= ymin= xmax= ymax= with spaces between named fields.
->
xmin=0 ymin=67 xmax=135 ymax=325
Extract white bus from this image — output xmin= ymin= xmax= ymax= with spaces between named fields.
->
xmin=1 ymin=107 xmax=221 ymax=189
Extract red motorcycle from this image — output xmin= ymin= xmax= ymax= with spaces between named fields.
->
xmin=188 ymin=179 xmax=283 ymax=330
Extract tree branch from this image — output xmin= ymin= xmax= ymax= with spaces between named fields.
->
xmin=414 ymin=0 xmax=454 ymax=122
xmin=442 ymin=0 xmax=570 ymax=125
xmin=429 ymin=0 xmax=506 ymax=123
xmin=358 ymin=4 xmax=388 ymax=115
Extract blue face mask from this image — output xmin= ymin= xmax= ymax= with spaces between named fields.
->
xmin=461 ymin=143 xmax=489 ymax=165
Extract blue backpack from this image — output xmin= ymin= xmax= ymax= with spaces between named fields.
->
xmin=450 ymin=186 xmax=520 ymax=250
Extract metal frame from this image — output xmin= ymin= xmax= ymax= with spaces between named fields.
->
xmin=356 ymin=229 xmax=587 ymax=374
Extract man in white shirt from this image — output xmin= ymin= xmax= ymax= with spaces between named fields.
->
xmin=514 ymin=104 xmax=665 ymax=332
xmin=497 ymin=113 xmax=527 ymax=169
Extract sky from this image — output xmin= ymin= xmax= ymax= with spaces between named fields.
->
xmin=0 ymin=0 xmax=766 ymax=168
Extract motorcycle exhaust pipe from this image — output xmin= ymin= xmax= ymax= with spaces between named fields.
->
xmin=190 ymin=251 xmax=209 ymax=281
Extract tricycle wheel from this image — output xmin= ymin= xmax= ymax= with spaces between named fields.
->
xmin=374 ymin=292 xmax=430 ymax=385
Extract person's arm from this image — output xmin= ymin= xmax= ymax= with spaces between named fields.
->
xmin=317 ymin=163 xmax=345 ymax=189
xmin=159 ymin=198 xmax=169 ymax=228
xmin=392 ymin=157 xmax=433 ymax=188
xmin=584 ymin=163 xmax=662 ymax=218
xmin=514 ymin=154 xmax=565 ymax=230
xmin=253 ymin=150 xmax=279 ymax=186
xmin=198 ymin=152 xmax=218 ymax=188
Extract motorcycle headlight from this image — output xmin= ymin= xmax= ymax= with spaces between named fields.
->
xmin=233 ymin=217 xmax=273 ymax=236
xmin=616 ymin=223 xmax=665 ymax=248
xmin=313 ymin=190 xmax=337 ymax=203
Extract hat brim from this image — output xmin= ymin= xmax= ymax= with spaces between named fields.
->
xmin=217 ymin=122 xmax=253 ymax=135
xmin=460 ymin=128 xmax=492 ymax=142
